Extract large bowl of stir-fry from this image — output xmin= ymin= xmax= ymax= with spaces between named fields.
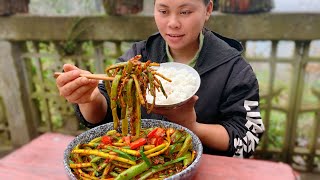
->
xmin=63 ymin=119 xmax=203 ymax=180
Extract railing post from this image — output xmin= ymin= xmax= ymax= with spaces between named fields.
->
xmin=0 ymin=41 xmax=38 ymax=147
xmin=286 ymin=41 xmax=310 ymax=165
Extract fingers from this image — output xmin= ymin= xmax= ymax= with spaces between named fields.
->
xmin=63 ymin=64 xmax=92 ymax=75
xmin=56 ymin=64 xmax=100 ymax=104
xmin=185 ymin=95 xmax=199 ymax=108
xmin=56 ymin=70 xmax=81 ymax=87
xmin=59 ymin=76 xmax=97 ymax=97
xmin=57 ymin=64 xmax=94 ymax=88
xmin=63 ymin=64 xmax=80 ymax=72
xmin=65 ymin=85 xmax=98 ymax=104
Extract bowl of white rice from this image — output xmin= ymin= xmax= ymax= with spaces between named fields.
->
xmin=146 ymin=62 xmax=201 ymax=108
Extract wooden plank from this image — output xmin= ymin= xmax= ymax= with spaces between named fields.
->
xmin=0 ymin=13 xmax=319 ymax=41
xmin=219 ymin=0 xmax=274 ymax=14
xmin=0 ymin=41 xmax=38 ymax=147
xmin=286 ymin=42 xmax=310 ymax=167
xmin=0 ymin=0 xmax=29 ymax=16
xmin=102 ymin=0 xmax=143 ymax=15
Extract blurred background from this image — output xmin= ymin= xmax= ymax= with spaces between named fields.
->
xmin=0 ymin=0 xmax=319 ymax=179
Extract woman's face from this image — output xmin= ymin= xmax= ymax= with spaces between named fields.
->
xmin=154 ymin=0 xmax=212 ymax=52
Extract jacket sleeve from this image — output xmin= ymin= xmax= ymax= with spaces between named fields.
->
xmin=73 ymin=41 xmax=146 ymax=128
xmin=73 ymin=82 xmax=113 ymax=128
xmin=218 ymin=59 xmax=265 ymax=158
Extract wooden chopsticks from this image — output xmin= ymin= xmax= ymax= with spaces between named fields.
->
xmin=54 ymin=72 xmax=114 ymax=81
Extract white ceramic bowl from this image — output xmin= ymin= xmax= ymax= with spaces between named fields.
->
xmin=148 ymin=62 xmax=201 ymax=108
xmin=64 ymin=119 xmax=203 ymax=180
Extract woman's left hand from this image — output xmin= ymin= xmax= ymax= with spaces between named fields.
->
xmin=151 ymin=95 xmax=199 ymax=130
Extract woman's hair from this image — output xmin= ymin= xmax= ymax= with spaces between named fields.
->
xmin=154 ymin=0 xmax=211 ymax=6
xmin=204 ymin=0 xmax=211 ymax=5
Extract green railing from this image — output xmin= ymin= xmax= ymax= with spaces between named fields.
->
xmin=0 ymin=13 xmax=319 ymax=172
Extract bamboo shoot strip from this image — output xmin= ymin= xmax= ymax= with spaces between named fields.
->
xmin=111 ymin=75 xmax=122 ymax=130
xmin=72 ymin=149 xmax=136 ymax=165
xmin=131 ymin=74 xmax=145 ymax=105
xmin=135 ymin=89 xmax=141 ymax=136
xmin=123 ymin=79 xmax=133 ymax=136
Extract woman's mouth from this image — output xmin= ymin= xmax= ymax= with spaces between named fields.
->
xmin=166 ymin=34 xmax=184 ymax=43
xmin=168 ymin=34 xmax=184 ymax=38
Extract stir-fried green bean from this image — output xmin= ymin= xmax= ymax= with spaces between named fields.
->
xmin=111 ymin=74 xmax=122 ymax=130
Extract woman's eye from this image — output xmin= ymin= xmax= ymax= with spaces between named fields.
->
xmin=159 ymin=10 xmax=167 ymax=14
xmin=180 ymin=11 xmax=191 ymax=15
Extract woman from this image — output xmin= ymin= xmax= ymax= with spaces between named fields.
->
xmin=56 ymin=0 xmax=264 ymax=158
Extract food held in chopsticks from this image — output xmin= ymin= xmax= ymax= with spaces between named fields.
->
xmin=104 ymin=55 xmax=171 ymax=135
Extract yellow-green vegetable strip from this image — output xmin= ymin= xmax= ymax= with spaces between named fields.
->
xmin=111 ymin=74 xmax=122 ymax=130
xmin=125 ymin=60 xmax=134 ymax=74
xmin=152 ymin=156 xmax=186 ymax=169
xmin=131 ymin=74 xmax=145 ymax=105
xmin=123 ymin=79 xmax=133 ymax=136
xmin=115 ymin=161 xmax=150 ymax=180
xmin=139 ymin=164 xmax=174 ymax=180
xmin=89 ymin=137 xmax=102 ymax=144
xmin=147 ymin=67 xmax=155 ymax=114
xmin=72 ymin=149 xmax=136 ymax=165
xmin=176 ymin=134 xmax=192 ymax=158
xmin=107 ymin=130 xmax=117 ymax=136
xmin=97 ymin=162 xmax=108 ymax=172
xmin=144 ymin=143 xmax=167 ymax=155
xmin=113 ymin=146 xmax=140 ymax=157
xmin=102 ymin=163 xmax=112 ymax=177
xmin=104 ymin=80 xmax=112 ymax=98
xmin=111 ymin=161 xmax=131 ymax=169
xmin=77 ymin=169 xmax=99 ymax=180
xmin=169 ymin=143 xmax=183 ymax=154
xmin=135 ymin=89 xmax=141 ymax=136
xmin=108 ymin=147 xmax=136 ymax=161
xmin=90 ymin=156 xmax=101 ymax=163
xmin=147 ymin=141 xmax=170 ymax=158
xmin=183 ymin=151 xmax=192 ymax=167
xmin=109 ymin=171 xmax=119 ymax=178
xmin=70 ymin=162 xmax=92 ymax=169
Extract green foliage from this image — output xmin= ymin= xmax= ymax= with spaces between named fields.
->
xmin=26 ymin=39 xmax=123 ymax=132
xmin=267 ymin=111 xmax=286 ymax=150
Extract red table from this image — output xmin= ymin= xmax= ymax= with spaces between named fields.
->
xmin=0 ymin=133 xmax=297 ymax=180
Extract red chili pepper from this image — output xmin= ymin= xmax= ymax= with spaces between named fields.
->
xmin=155 ymin=137 xmax=164 ymax=146
xmin=101 ymin=135 xmax=112 ymax=145
xmin=149 ymin=137 xmax=157 ymax=145
xmin=155 ymin=128 xmax=165 ymax=137
xmin=147 ymin=128 xmax=159 ymax=138
xmin=123 ymin=136 xmax=131 ymax=145
xmin=130 ymin=138 xmax=147 ymax=149
xmin=147 ymin=128 xmax=165 ymax=138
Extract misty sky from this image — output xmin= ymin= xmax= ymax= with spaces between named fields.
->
xmin=273 ymin=0 xmax=320 ymax=12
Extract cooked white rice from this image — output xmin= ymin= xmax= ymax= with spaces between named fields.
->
xmin=146 ymin=66 xmax=197 ymax=105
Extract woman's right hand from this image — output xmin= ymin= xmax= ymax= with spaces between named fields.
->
xmin=56 ymin=64 xmax=100 ymax=104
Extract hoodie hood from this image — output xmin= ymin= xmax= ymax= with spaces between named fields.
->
xmin=195 ymin=29 xmax=243 ymax=75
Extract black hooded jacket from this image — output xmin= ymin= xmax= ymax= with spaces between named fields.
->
xmin=74 ymin=29 xmax=265 ymax=158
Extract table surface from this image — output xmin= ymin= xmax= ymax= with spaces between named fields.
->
xmin=0 ymin=133 xmax=297 ymax=180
